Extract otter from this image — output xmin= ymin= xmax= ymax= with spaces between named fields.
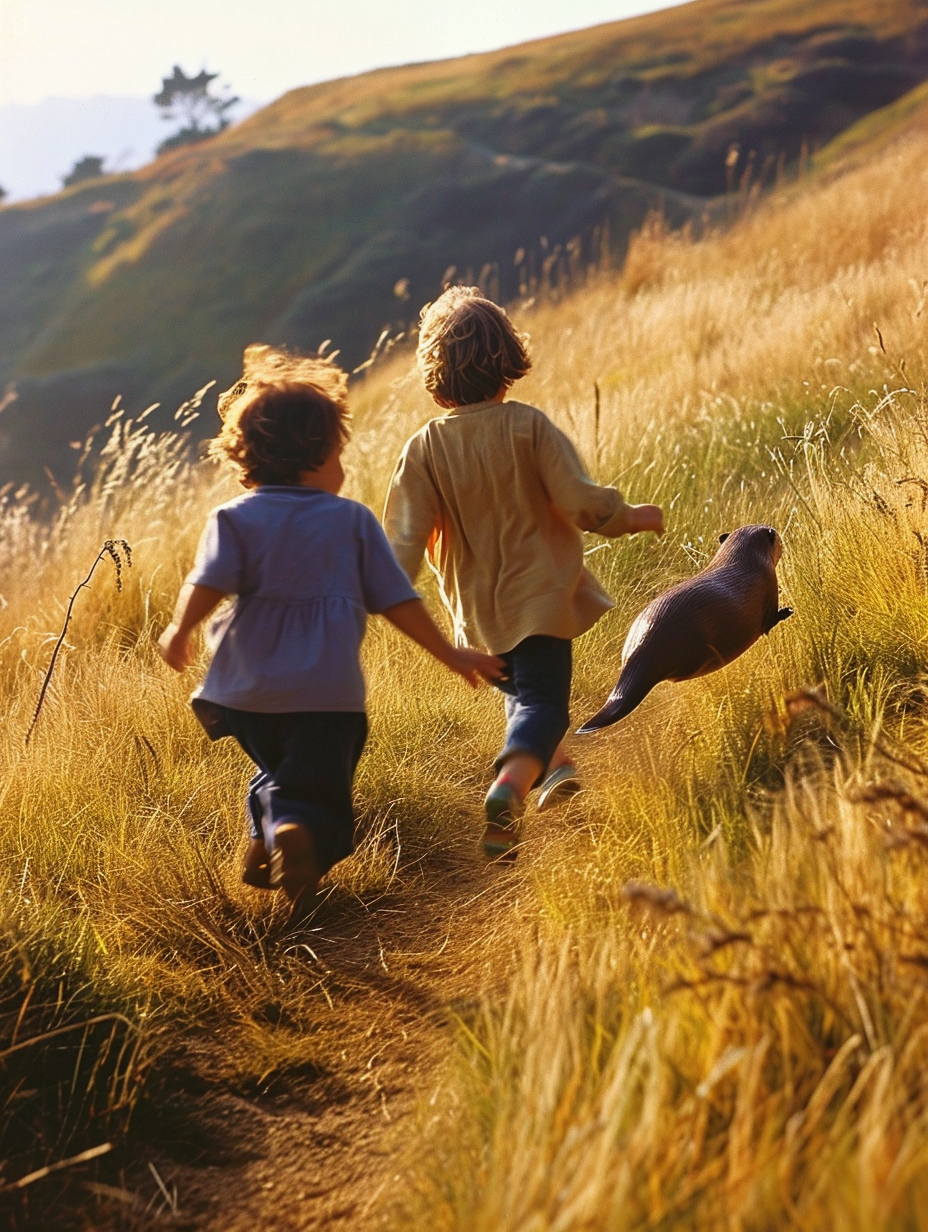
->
xmin=577 ymin=525 xmax=792 ymax=733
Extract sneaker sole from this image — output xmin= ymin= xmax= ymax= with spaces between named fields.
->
xmin=537 ymin=778 xmax=582 ymax=813
xmin=482 ymin=821 xmax=522 ymax=859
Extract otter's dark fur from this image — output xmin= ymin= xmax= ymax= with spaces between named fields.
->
xmin=577 ymin=525 xmax=792 ymax=733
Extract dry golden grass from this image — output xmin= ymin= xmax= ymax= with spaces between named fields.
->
xmin=3 ymin=121 xmax=928 ymax=1224
xmin=361 ymin=130 xmax=928 ymax=1229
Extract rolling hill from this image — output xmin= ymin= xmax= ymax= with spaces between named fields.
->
xmin=2 ymin=0 xmax=928 ymax=488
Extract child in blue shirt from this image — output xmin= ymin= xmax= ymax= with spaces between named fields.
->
xmin=159 ymin=345 xmax=502 ymax=924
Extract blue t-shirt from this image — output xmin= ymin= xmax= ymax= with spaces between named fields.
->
xmin=186 ymin=486 xmax=419 ymax=713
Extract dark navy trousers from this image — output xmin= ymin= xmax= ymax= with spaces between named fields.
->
xmin=217 ymin=708 xmax=368 ymax=876
xmin=494 ymin=635 xmax=572 ymax=784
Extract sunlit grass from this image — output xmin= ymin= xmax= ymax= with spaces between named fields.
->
xmin=3 ymin=120 xmax=928 ymax=1224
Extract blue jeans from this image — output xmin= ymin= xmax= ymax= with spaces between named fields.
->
xmin=216 ymin=708 xmax=368 ymax=876
xmin=494 ymin=635 xmax=572 ymax=786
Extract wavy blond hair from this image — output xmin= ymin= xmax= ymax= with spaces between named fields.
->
xmin=416 ymin=287 xmax=531 ymax=409
xmin=212 ymin=345 xmax=350 ymax=486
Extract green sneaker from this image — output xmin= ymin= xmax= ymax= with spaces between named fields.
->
xmin=482 ymin=781 xmax=525 ymax=859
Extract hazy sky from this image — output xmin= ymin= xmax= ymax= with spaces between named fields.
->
xmin=1 ymin=0 xmax=689 ymax=107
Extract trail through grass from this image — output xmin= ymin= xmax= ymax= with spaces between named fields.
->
xmin=3 ymin=119 xmax=928 ymax=1227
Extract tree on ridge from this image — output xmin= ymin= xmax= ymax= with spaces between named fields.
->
xmin=154 ymin=66 xmax=239 ymax=154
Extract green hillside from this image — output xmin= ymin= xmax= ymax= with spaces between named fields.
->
xmin=1 ymin=0 xmax=928 ymax=488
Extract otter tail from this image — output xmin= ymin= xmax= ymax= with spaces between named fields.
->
xmin=576 ymin=666 xmax=656 ymax=734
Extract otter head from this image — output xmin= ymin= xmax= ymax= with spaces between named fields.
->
xmin=717 ymin=525 xmax=782 ymax=567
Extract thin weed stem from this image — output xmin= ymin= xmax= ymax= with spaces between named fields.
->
xmin=25 ymin=539 xmax=132 ymax=745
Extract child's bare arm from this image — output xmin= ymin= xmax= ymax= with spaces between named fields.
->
xmin=535 ymin=417 xmax=663 ymax=538
xmin=381 ymin=598 xmax=505 ymax=687
xmin=159 ymin=583 xmax=228 ymax=671
xmin=608 ymin=503 xmax=665 ymax=537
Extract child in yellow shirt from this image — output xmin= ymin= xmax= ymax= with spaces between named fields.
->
xmin=384 ymin=287 xmax=663 ymax=856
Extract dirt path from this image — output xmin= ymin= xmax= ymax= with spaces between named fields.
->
xmin=143 ymin=831 xmax=539 ymax=1231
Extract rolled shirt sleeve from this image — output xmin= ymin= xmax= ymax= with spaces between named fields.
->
xmin=185 ymin=509 xmax=245 ymax=593
xmin=383 ymin=435 xmax=442 ymax=583
xmin=358 ymin=507 xmax=421 ymax=613
xmin=535 ymin=416 xmax=629 ymax=536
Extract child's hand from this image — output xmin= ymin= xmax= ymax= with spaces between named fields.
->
xmin=158 ymin=624 xmax=194 ymax=672
xmin=158 ymin=586 xmax=226 ymax=671
xmin=445 ymin=647 xmax=506 ymax=688
xmin=628 ymin=503 xmax=665 ymax=536
xmin=381 ymin=598 xmax=506 ymax=686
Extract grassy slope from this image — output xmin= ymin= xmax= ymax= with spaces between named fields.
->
xmin=2 ymin=0 xmax=928 ymax=488
xmin=815 ymin=73 xmax=928 ymax=167
xmin=3 ymin=104 xmax=928 ymax=1225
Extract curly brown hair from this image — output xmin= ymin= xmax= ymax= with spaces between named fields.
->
xmin=212 ymin=345 xmax=351 ymax=486
xmin=416 ymin=286 xmax=532 ymax=409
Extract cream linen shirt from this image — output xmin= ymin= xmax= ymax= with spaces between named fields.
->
xmin=383 ymin=399 xmax=630 ymax=654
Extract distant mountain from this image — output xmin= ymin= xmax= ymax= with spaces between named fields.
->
xmin=0 ymin=97 xmax=166 ymax=201
xmin=0 ymin=96 xmax=261 ymax=202
xmin=2 ymin=0 xmax=928 ymax=489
